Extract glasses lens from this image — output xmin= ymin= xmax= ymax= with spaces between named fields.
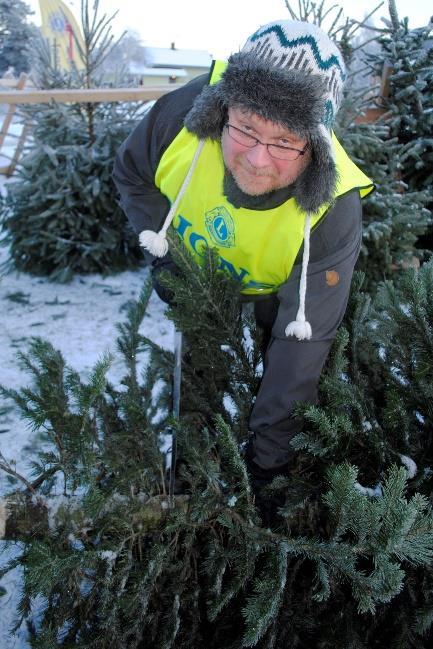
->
xmin=227 ymin=125 xmax=305 ymax=160
xmin=268 ymin=145 xmax=301 ymax=161
xmin=227 ymin=125 xmax=256 ymax=147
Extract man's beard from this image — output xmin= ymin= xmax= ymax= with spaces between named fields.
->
xmin=223 ymin=167 xmax=295 ymax=210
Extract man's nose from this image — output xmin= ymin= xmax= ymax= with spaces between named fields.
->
xmin=245 ymin=143 xmax=273 ymax=167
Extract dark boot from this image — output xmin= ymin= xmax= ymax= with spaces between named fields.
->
xmin=244 ymin=441 xmax=288 ymax=528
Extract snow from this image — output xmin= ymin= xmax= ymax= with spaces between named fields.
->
xmin=0 ymin=171 xmax=175 ymax=647
xmin=400 ymin=454 xmax=418 ymax=479
xmin=354 ymin=481 xmax=383 ymax=498
xmin=45 ymin=495 xmax=81 ymax=531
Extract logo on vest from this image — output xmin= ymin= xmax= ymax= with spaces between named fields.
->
xmin=205 ymin=207 xmax=235 ymax=248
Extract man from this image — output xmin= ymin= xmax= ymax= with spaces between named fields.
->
xmin=113 ymin=20 xmax=373 ymax=490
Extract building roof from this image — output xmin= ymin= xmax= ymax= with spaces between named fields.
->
xmin=128 ymin=64 xmax=188 ymax=77
xmin=145 ymin=47 xmax=212 ymax=69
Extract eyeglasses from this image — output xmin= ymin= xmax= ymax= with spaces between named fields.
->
xmin=224 ymin=123 xmax=308 ymax=161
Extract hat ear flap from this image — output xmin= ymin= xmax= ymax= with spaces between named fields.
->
xmin=184 ymin=85 xmax=227 ymax=140
xmin=294 ymin=132 xmax=338 ymax=214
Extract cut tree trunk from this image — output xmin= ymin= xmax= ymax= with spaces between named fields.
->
xmin=0 ymin=493 xmax=189 ymax=541
xmin=0 ymin=493 xmax=49 ymax=540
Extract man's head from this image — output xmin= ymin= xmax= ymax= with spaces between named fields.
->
xmin=221 ymin=106 xmax=311 ymax=196
xmin=184 ymin=20 xmax=346 ymax=212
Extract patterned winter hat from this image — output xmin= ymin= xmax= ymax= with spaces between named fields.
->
xmin=184 ymin=19 xmax=347 ymax=214
xmin=241 ymin=20 xmax=346 ymax=130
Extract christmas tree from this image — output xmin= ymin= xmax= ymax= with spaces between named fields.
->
xmin=363 ymin=1 xmax=433 ymax=201
xmin=1 ymin=237 xmax=433 ymax=648
xmin=0 ymin=0 xmax=37 ymax=75
xmin=333 ymin=0 xmax=432 ymax=288
xmin=1 ymin=1 xmax=432 ymax=645
xmin=285 ymin=0 xmax=432 ymax=289
xmin=363 ymin=1 xmax=433 ymax=252
xmin=0 ymin=0 xmax=143 ymax=281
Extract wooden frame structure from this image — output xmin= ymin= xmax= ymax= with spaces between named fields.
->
xmin=0 ymin=77 xmax=176 ymax=176
xmin=0 ymin=73 xmax=33 ymax=175
xmin=0 ymin=64 xmax=392 ymax=176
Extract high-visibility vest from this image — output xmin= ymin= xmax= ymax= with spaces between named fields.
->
xmin=155 ymin=61 xmax=373 ymax=295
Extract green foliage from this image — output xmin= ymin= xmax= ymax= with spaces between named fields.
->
xmin=329 ymin=0 xmax=433 ymax=286
xmin=374 ymin=262 xmax=433 ymax=483
xmin=159 ymin=232 xmax=263 ymax=438
xmin=0 ymin=0 xmax=143 ymax=280
xmin=364 ymin=8 xmax=433 ymax=196
xmin=1 ymin=242 xmax=433 ymax=647
xmin=0 ymin=0 xmax=37 ymax=75
xmin=361 ymin=5 xmax=433 ymax=256
xmin=339 ymin=117 xmax=431 ymax=289
xmin=1 ymin=1 xmax=433 ymax=642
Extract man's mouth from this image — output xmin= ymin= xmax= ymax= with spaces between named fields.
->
xmin=241 ymin=165 xmax=273 ymax=179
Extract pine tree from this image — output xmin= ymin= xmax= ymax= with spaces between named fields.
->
xmin=0 ymin=0 xmax=143 ymax=281
xmin=364 ymin=2 xmax=433 ymax=200
xmin=0 ymin=0 xmax=37 ymax=75
xmin=336 ymin=110 xmax=431 ymax=289
xmin=1 ymin=238 xmax=433 ymax=648
xmin=361 ymin=1 xmax=433 ymax=251
xmin=333 ymin=0 xmax=432 ymax=289
xmin=289 ymin=262 xmax=433 ymax=647
xmin=285 ymin=0 xmax=432 ymax=289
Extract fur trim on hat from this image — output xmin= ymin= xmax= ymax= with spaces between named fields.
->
xmin=184 ymin=52 xmax=326 ymax=140
xmin=294 ymin=131 xmax=338 ymax=213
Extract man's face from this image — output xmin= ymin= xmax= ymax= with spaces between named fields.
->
xmin=221 ymin=106 xmax=311 ymax=196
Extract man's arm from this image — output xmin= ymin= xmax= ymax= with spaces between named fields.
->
xmin=112 ymin=74 xmax=209 ymax=263
xmin=248 ymin=190 xmax=363 ymax=471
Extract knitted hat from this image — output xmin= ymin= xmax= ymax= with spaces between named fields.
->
xmin=184 ymin=19 xmax=346 ymax=214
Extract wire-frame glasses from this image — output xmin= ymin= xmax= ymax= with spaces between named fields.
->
xmin=225 ymin=123 xmax=308 ymax=161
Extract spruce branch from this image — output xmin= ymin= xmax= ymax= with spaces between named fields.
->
xmin=388 ymin=0 xmax=400 ymax=33
xmin=0 ymin=451 xmax=35 ymax=493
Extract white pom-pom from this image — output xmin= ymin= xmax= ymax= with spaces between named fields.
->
xmin=139 ymin=230 xmax=169 ymax=257
xmin=285 ymin=319 xmax=312 ymax=341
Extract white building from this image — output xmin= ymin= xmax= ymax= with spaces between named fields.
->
xmin=128 ymin=43 xmax=213 ymax=86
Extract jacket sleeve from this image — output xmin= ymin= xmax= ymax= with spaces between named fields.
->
xmin=112 ymin=74 xmax=209 ymax=263
xmin=249 ymin=189 xmax=363 ymax=470
xmin=112 ymin=102 xmax=171 ymax=242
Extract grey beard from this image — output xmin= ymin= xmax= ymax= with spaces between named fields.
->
xmin=223 ymin=168 xmax=294 ymax=211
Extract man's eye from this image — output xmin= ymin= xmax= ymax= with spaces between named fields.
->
xmin=279 ymin=139 xmax=291 ymax=147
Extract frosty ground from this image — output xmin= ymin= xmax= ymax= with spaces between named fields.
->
xmin=0 ymin=175 xmax=175 ymax=647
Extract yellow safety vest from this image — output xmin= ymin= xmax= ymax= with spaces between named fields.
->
xmin=155 ymin=61 xmax=373 ymax=295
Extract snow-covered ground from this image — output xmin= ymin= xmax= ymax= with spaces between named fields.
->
xmin=0 ymin=173 xmax=174 ymax=646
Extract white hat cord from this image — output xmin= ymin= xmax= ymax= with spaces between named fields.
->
xmin=139 ymin=139 xmax=205 ymax=258
xmin=285 ymin=213 xmax=312 ymax=341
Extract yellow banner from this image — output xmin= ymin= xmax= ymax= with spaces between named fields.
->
xmin=39 ymin=0 xmax=85 ymax=70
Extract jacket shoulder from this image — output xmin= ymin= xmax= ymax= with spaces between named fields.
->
xmin=309 ymin=189 xmax=362 ymax=262
xmin=149 ymin=72 xmax=210 ymax=162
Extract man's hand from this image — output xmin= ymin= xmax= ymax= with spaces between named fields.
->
xmin=151 ymin=257 xmax=181 ymax=305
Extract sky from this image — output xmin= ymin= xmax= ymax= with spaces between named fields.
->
xmin=26 ymin=0 xmax=432 ymax=59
